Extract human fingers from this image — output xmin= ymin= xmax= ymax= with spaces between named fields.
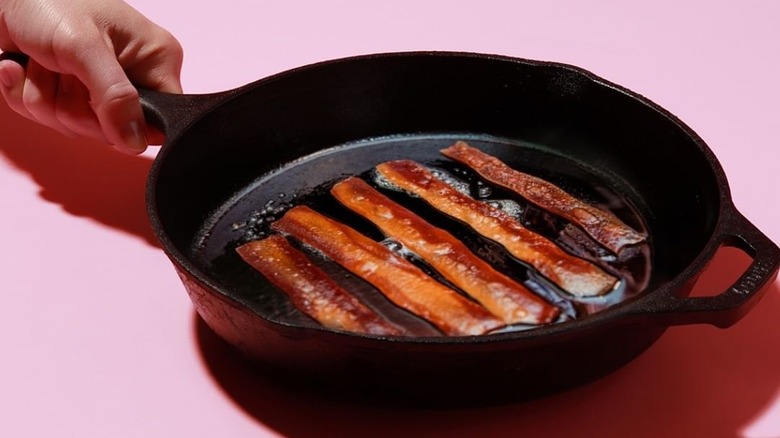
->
xmin=65 ymin=39 xmax=148 ymax=155
xmin=0 ymin=57 xmax=35 ymax=121
xmin=0 ymin=55 xmax=107 ymax=142
xmin=54 ymin=74 xmax=107 ymax=142
xmin=122 ymin=27 xmax=184 ymax=94
xmin=0 ymin=1 xmax=184 ymax=152
xmin=1 ymin=57 xmax=88 ymax=140
xmin=22 ymin=59 xmax=80 ymax=138
xmin=119 ymin=28 xmax=184 ymax=145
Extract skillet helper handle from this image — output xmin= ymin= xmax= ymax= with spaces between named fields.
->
xmin=650 ymin=209 xmax=780 ymax=328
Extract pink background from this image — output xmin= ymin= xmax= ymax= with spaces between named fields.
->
xmin=2 ymin=1 xmax=779 ymax=437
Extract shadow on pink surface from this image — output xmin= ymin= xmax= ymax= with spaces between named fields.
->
xmin=3 ymin=100 xmax=778 ymax=437
xmin=0 ymin=102 xmax=159 ymax=247
xmin=195 ymin=247 xmax=780 ymax=438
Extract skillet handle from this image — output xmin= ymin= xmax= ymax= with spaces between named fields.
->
xmin=0 ymin=51 xmax=29 ymax=66
xmin=0 ymin=51 xmax=234 ymax=143
xmin=139 ymin=88 xmax=238 ymax=142
xmin=648 ymin=208 xmax=780 ymax=328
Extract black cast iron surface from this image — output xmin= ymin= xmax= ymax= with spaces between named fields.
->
xmin=141 ymin=52 xmax=780 ymax=402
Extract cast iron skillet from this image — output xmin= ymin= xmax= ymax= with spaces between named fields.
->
xmin=142 ymin=52 xmax=776 ymax=402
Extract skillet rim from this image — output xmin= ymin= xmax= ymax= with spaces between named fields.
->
xmin=145 ymin=50 xmax=735 ymax=345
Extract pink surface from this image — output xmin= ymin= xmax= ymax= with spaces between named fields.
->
xmin=1 ymin=1 xmax=779 ymax=437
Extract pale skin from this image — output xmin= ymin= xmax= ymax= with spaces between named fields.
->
xmin=0 ymin=0 xmax=183 ymax=154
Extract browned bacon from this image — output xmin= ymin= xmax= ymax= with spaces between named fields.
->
xmin=331 ymin=177 xmax=560 ymax=324
xmin=236 ymin=235 xmax=404 ymax=335
xmin=271 ymin=206 xmax=505 ymax=336
xmin=375 ymin=160 xmax=618 ymax=297
xmin=440 ymin=141 xmax=646 ymax=255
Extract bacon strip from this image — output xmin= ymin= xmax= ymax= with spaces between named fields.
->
xmin=331 ymin=177 xmax=559 ymax=324
xmin=440 ymin=141 xmax=646 ymax=255
xmin=237 ymin=235 xmax=404 ymax=336
xmin=271 ymin=206 xmax=504 ymax=336
xmin=375 ymin=160 xmax=618 ymax=297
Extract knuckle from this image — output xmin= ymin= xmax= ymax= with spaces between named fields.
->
xmin=160 ymin=30 xmax=184 ymax=53
xmin=50 ymin=25 xmax=94 ymax=60
xmin=150 ymin=28 xmax=184 ymax=65
xmin=96 ymin=81 xmax=139 ymax=109
xmin=106 ymin=81 xmax=139 ymax=102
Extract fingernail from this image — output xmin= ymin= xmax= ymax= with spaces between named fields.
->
xmin=119 ymin=120 xmax=148 ymax=155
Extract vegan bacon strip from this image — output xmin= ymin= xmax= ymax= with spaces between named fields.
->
xmin=441 ymin=141 xmax=646 ymax=255
xmin=376 ymin=160 xmax=618 ymax=297
xmin=271 ymin=206 xmax=504 ymax=336
xmin=332 ymin=177 xmax=559 ymax=324
xmin=237 ymin=235 xmax=404 ymax=336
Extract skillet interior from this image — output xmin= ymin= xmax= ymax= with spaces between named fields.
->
xmin=147 ymin=53 xmax=725 ymax=400
xmin=191 ymin=134 xmax=652 ymax=332
xmin=151 ymin=53 xmax=721 ymax=324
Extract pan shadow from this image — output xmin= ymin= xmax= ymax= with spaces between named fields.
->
xmin=195 ymin=246 xmax=780 ymax=438
xmin=0 ymin=102 xmax=158 ymax=247
xmin=6 ymin=100 xmax=776 ymax=437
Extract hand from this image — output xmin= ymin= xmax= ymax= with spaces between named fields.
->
xmin=0 ymin=0 xmax=183 ymax=154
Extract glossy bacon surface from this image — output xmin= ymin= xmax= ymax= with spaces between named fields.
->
xmin=376 ymin=160 xmax=618 ymax=297
xmin=236 ymin=235 xmax=404 ymax=335
xmin=331 ymin=177 xmax=559 ymax=324
xmin=271 ymin=206 xmax=504 ymax=336
xmin=441 ymin=141 xmax=646 ymax=255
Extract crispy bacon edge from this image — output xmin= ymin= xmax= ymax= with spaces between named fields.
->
xmin=375 ymin=160 xmax=619 ymax=298
xmin=271 ymin=206 xmax=505 ymax=336
xmin=440 ymin=141 xmax=647 ymax=255
xmin=331 ymin=177 xmax=559 ymax=324
xmin=236 ymin=235 xmax=404 ymax=336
